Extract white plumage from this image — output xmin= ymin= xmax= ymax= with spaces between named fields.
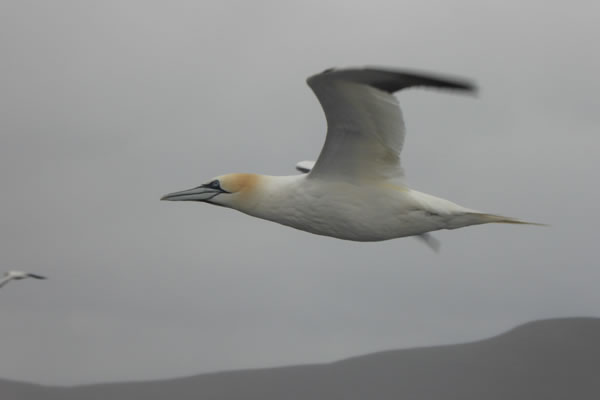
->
xmin=162 ymin=67 xmax=541 ymax=248
xmin=0 ymin=270 xmax=46 ymax=289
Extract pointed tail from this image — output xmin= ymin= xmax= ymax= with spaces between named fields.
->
xmin=471 ymin=213 xmax=547 ymax=227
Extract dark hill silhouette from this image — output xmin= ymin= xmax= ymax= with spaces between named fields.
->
xmin=2 ymin=318 xmax=600 ymax=399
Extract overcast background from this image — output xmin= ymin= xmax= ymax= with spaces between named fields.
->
xmin=0 ymin=0 xmax=598 ymax=386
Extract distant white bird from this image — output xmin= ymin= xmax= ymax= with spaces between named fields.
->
xmin=0 ymin=270 xmax=47 ymax=289
xmin=162 ymin=67 xmax=542 ymax=249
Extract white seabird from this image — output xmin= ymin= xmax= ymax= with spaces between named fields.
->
xmin=0 ymin=270 xmax=47 ymax=289
xmin=162 ymin=67 xmax=541 ymax=248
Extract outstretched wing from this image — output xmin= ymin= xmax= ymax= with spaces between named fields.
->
xmin=26 ymin=273 xmax=47 ymax=280
xmin=306 ymin=67 xmax=476 ymax=181
xmin=0 ymin=276 xmax=13 ymax=288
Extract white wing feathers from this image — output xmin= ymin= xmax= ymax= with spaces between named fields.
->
xmin=306 ymin=67 xmax=476 ymax=181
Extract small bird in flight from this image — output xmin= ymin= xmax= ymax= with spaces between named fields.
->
xmin=162 ymin=67 xmax=541 ymax=249
xmin=0 ymin=270 xmax=47 ymax=289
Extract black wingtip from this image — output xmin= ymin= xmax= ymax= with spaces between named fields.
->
xmin=309 ymin=66 xmax=478 ymax=96
xmin=27 ymin=273 xmax=47 ymax=280
xmin=363 ymin=67 xmax=478 ymax=94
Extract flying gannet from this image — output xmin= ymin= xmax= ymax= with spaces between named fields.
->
xmin=0 ymin=270 xmax=47 ymax=289
xmin=162 ymin=67 xmax=541 ymax=248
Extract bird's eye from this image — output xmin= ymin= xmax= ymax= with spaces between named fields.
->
xmin=200 ymin=179 xmax=224 ymax=191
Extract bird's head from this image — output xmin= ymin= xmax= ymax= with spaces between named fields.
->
xmin=161 ymin=173 xmax=261 ymax=210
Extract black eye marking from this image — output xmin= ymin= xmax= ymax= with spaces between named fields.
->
xmin=200 ymin=180 xmax=220 ymax=189
xmin=199 ymin=179 xmax=229 ymax=193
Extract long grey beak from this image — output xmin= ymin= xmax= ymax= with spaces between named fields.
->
xmin=161 ymin=186 xmax=222 ymax=202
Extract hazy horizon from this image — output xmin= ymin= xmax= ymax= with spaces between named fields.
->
xmin=3 ymin=317 xmax=600 ymax=400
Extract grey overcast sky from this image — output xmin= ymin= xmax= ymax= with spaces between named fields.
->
xmin=0 ymin=0 xmax=598 ymax=385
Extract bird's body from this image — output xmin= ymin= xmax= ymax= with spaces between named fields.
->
xmin=227 ymin=173 xmax=481 ymax=242
xmin=162 ymin=67 xmax=541 ymax=247
xmin=0 ymin=270 xmax=46 ymax=289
